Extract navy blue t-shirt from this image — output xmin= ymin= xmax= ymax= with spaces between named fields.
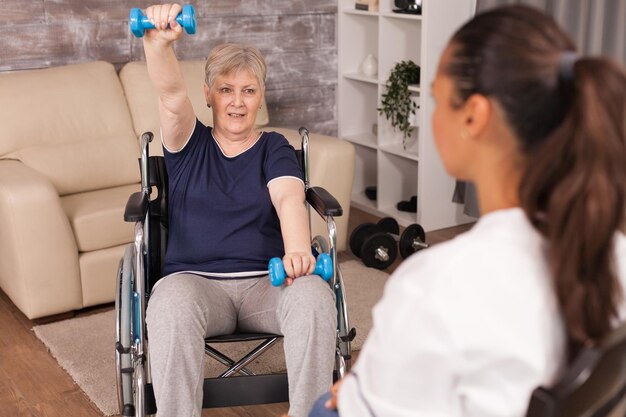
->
xmin=162 ymin=119 xmax=303 ymax=276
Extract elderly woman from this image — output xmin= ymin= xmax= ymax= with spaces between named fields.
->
xmin=141 ymin=4 xmax=337 ymax=417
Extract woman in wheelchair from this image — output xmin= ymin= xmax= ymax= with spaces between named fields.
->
xmin=141 ymin=4 xmax=337 ymax=417
xmin=310 ymin=5 xmax=626 ymax=417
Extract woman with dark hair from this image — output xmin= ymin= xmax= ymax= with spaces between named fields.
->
xmin=306 ymin=5 xmax=626 ymax=417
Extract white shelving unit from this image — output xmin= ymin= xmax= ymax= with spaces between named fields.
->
xmin=338 ymin=0 xmax=477 ymax=230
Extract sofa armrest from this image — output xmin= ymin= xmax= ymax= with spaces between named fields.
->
xmin=0 ymin=160 xmax=81 ymax=319
xmin=266 ymin=127 xmax=355 ymax=251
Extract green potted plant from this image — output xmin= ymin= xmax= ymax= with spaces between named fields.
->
xmin=378 ymin=60 xmax=421 ymax=147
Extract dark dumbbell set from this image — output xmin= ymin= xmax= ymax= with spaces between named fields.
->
xmin=350 ymin=217 xmax=429 ymax=270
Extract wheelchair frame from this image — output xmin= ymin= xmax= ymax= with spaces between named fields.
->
xmin=115 ymin=128 xmax=355 ymax=416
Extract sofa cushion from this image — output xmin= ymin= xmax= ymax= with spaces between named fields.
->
xmin=61 ymin=184 xmax=138 ymax=252
xmin=0 ymin=61 xmax=140 ymax=196
xmin=119 ymin=60 xmax=269 ymax=156
xmin=79 ymin=244 xmax=127 ymax=307
xmin=11 ymin=138 xmax=140 ymax=197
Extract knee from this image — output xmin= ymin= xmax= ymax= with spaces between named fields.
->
xmin=146 ymin=276 xmax=204 ymax=330
xmin=281 ymin=276 xmax=336 ymax=325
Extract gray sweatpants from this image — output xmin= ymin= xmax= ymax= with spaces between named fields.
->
xmin=146 ymin=273 xmax=337 ymax=417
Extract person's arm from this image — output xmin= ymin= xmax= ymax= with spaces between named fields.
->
xmin=143 ymin=3 xmax=195 ymax=152
xmin=268 ymin=178 xmax=315 ymax=283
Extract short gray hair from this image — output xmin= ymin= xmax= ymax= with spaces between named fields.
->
xmin=204 ymin=43 xmax=267 ymax=88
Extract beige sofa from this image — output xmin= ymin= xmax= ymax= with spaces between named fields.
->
xmin=0 ymin=60 xmax=354 ymax=320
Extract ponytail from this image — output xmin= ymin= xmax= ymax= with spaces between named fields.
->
xmin=519 ymin=57 xmax=626 ymax=355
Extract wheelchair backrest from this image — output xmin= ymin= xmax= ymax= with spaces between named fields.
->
xmin=525 ymin=322 xmax=626 ymax=417
xmin=146 ymin=156 xmax=169 ymax=293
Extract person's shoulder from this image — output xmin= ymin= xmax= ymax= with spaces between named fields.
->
xmin=393 ymin=208 xmax=545 ymax=290
xmin=260 ymin=130 xmax=291 ymax=146
xmin=256 ymin=131 xmax=298 ymax=159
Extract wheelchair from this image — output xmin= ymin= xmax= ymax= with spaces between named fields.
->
xmin=115 ymin=128 xmax=355 ymax=416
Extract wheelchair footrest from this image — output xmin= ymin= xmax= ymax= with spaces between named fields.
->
xmin=202 ymin=373 xmax=289 ymax=408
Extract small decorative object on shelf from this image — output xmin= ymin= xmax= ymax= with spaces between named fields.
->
xmin=393 ymin=0 xmax=422 ymax=14
xmin=354 ymin=0 xmax=368 ymax=10
xmin=360 ymin=54 xmax=378 ymax=77
xmin=378 ymin=60 xmax=421 ymax=148
xmin=355 ymin=0 xmax=379 ymax=11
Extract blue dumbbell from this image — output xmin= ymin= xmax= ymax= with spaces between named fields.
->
xmin=129 ymin=4 xmax=197 ymax=38
xmin=268 ymin=253 xmax=333 ymax=287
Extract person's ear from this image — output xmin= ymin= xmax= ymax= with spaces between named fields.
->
xmin=463 ymin=93 xmax=491 ymax=139
xmin=203 ymin=83 xmax=211 ymax=107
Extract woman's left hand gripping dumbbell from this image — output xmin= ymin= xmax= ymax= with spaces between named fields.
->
xmin=269 ymin=253 xmax=333 ymax=286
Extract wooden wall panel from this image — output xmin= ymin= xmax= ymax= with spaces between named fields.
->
xmin=45 ymin=0 xmax=135 ymax=22
xmin=0 ymin=0 xmax=338 ymax=135
xmin=266 ymin=85 xmax=337 ymax=135
xmin=2 ymin=0 xmax=45 ymax=25
xmin=196 ymin=0 xmax=336 ymax=16
xmin=144 ymin=14 xmax=321 ymax=60
xmin=0 ymin=22 xmax=129 ymax=71
xmin=319 ymin=13 xmax=336 ymax=49
xmin=264 ymin=50 xmax=337 ymax=90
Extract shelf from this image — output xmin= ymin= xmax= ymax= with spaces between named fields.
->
xmin=378 ymin=15 xmax=422 ymax=83
xmin=379 ymin=142 xmax=419 ymax=161
xmin=343 ymin=8 xmax=379 ymax=17
xmin=339 ymin=0 xmax=476 ymax=231
xmin=380 ymin=11 xmax=422 ymax=21
xmin=377 ymin=204 xmax=418 ymax=227
xmin=351 ymin=192 xmax=378 ymax=213
xmin=343 ymin=72 xmax=378 ymax=85
xmin=343 ymin=133 xmax=378 ymax=149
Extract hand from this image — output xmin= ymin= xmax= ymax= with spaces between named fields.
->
xmin=325 ymin=379 xmax=343 ymax=410
xmin=144 ymin=3 xmax=184 ymax=43
xmin=281 ymin=251 xmax=316 ymax=285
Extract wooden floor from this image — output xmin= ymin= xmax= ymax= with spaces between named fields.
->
xmin=0 ymin=208 xmax=473 ymax=417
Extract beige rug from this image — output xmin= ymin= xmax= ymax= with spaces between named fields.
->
xmin=32 ymin=260 xmax=390 ymax=416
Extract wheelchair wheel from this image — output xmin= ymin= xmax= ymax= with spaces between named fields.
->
xmin=311 ymin=235 xmax=329 ymax=257
xmin=116 ymin=244 xmax=136 ymax=416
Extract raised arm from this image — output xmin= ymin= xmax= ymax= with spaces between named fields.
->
xmin=143 ymin=3 xmax=196 ymax=151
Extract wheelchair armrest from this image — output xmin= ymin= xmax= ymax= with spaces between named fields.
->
xmin=307 ymin=186 xmax=343 ymax=217
xmin=124 ymin=191 xmax=149 ymax=222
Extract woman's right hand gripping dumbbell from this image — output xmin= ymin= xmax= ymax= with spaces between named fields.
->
xmin=143 ymin=4 xmax=185 ymax=43
xmin=269 ymin=253 xmax=333 ymax=287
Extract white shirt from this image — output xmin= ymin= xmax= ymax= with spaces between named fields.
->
xmin=338 ymin=208 xmax=626 ymax=417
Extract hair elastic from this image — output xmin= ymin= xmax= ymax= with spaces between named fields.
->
xmin=558 ymin=51 xmax=579 ymax=82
